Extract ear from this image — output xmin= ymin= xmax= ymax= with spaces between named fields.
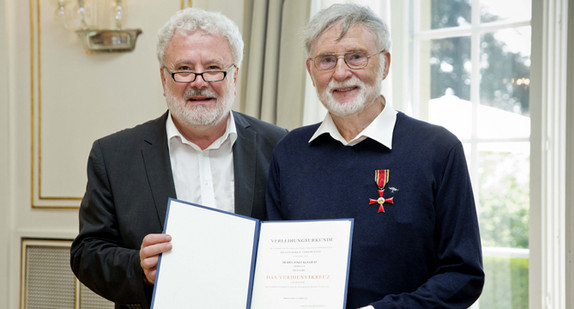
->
xmin=233 ymin=66 xmax=239 ymax=95
xmin=382 ymin=51 xmax=391 ymax=80
xmin=306 ymin=58 xmax=316 ymax=87
xmin=160 ymin=67 xmax=167 ymax=96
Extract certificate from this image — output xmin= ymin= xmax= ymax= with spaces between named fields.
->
xmin=251 ymin=220 xmax=353 ymax=309
xmin=151 ymin=198 xmax=353 ymax=309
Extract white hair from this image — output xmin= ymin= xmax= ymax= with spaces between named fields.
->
xmin=156 ymin=8 xmax=244 ymax=67
xmin=303 ymin=3 xmax=391 ymax=57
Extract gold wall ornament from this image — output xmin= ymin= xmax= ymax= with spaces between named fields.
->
xmin=181 ymin=0 xmax=192 ymax=9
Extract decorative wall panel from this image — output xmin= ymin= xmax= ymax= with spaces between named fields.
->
xmin=29 ymin=0 xmax=174 ymax=208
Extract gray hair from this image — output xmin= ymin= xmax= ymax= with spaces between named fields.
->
xmin=303 ymin=4 xmax=391 ymax=57
xmin=156 ymin=8 xmax=244 ymax=67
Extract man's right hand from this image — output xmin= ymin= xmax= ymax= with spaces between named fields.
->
xmin=139 ymin=233 xmax=172 ymax=285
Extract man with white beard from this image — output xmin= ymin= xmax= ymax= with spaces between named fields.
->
xmin=70 ymin=8 xmax=287 ymax=309
xmin=265 ymin=4 xmax=484 ymax=309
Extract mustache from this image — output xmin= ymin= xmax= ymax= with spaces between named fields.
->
xmin=326 ymin=77 xmax=364 ymax=91
xmin=183 ymin=88 xmax=218 ymax=99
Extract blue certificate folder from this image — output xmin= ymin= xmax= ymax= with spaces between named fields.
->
xmin=151 ymin=198 xmax=354 ymax=309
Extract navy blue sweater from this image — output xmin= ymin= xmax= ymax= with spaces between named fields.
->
xmin=266 ymin=112 xmax=484 ymax=309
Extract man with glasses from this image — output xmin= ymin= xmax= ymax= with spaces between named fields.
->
xmin=266 ymin=4 xmax=484 ymax=308
xmin=70 ymin=8 xmax=287 ymax=308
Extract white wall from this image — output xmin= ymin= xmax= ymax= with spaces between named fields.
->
xmin=1 ymin=0 xmax=10 ymax=307
xmin=2 ymin=1 xmax=245 ymax=308
xmin=567 ymin=2 xmax=574 ymax=308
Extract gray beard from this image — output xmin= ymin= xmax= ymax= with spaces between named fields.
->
xmin=165 ymin=82 xmax=234 ymax=128
xmin=318 ymin=75 xmax=382 ymax=117
xmin=317 ymin=59 xmax=385 ymax=117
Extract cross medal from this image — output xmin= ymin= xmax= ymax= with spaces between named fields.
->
xmin=369 ymin=169 xmax=394 ymax=213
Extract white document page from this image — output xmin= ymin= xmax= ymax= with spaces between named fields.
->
xmin=151 ymin=199 xmax=258 ymax=309
xmin=250 ymin=220 xmax=353 ymax=309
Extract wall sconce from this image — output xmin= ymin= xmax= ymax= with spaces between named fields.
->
xmin=54 ymin=0 xmax=142 ymax=53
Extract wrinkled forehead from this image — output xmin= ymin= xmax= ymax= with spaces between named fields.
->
xmin=311 ymin=22 xmax=377 ymax=55
xmin=162 ymin=32 xmax=235 ymax=73
xmin=168 ymin=29 xmax=232 ymax=56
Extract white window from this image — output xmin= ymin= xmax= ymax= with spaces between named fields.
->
xmin=410 ymin=1 xmax=531 ymax=308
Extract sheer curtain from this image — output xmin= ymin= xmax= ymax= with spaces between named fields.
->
xmin=240 ymin=0 xmax=310 ymax=129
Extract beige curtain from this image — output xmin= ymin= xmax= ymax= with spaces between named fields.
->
xmin=240 ymin=0 xmax=310 ymax=130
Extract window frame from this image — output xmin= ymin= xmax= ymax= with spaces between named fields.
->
xmin=407 ymin=0 xmax=533 ymax=248
xmin=529 ymin=0 xmax=570 ymax=308
xmin=395 ymin=0 xmax=568 ymax=308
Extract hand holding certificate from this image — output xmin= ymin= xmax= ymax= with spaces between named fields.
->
xmin=151 ymin=198 xmax=353 ymax=309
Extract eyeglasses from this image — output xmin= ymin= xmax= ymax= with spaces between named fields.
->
xmin=164 ymin=64 xmax=236 ymax=83
xmin=310 ymin=50 xmax=385 ymax=71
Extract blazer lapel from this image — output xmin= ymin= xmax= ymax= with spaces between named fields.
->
xmin=141 ymin=112 xmax=177 ymax=229
xmin=233 ymin=112 xmax=256 ymax=217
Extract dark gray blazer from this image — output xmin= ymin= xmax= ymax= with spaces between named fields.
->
xmin=70 ymin=111 xmax=287 ymax=309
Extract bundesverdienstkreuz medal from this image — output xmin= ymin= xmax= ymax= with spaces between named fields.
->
xmin=369 ymin=169 xmax=394 ymax=213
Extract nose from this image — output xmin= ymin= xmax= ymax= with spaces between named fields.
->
xmin=332 ymin=57 xmax=351 ymax=80
xmin=188 ymin=73 xmax=209 ymax=88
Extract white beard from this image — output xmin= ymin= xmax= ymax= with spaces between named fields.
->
xmin=165 ymin=78 xmax=235 ymax=127
xmin=317 ymin=63 xmax=384 ymax=117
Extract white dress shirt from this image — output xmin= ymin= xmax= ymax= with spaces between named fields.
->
xmin=167 ymin=112 xmax=237 ymax=213
xmin=309 ymin=96 xmax=398 ymax=149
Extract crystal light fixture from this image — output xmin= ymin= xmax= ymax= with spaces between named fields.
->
xmin=54 ymin=0 xmax=142 ymax=53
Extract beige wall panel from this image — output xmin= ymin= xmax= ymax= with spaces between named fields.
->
xmin=30 ymin=0 xmax=180 ymax=207
xmin=1 ymin=0 xmax=10 ymax=307
xmin=192 ymin=0 xmax=245 ymax=30
xmin=29 ymin=0 xmax=246 ymax=208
